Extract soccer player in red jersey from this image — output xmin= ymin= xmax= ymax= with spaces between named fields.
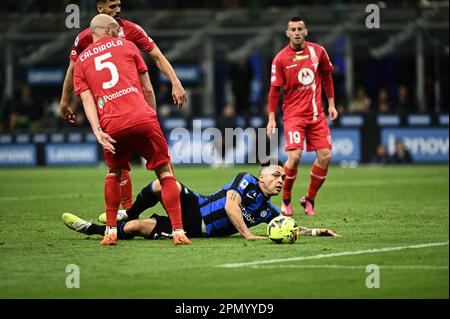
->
xmin=73 ymin=14 xmax=191 ymax=246
xmin=60 ymin=0 xmax=187 ymax=212
xmin=266 ymin=17 xmax=339 ymax=216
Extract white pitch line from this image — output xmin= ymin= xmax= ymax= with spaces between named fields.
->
xmin=0 ymin=193 xmax=102 ymax=202
xmin=218 ymin=241 xmax=449 ymax=268
xmin=247 ymin=264 xmax=449 ymax=270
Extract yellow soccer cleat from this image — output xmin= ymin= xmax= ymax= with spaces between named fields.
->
xmin=98 ymin=210 xmax=129 ymax=224
xmin=62 ymin=213 xmax=92 ymax=235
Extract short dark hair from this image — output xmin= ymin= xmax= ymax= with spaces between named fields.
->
xmin=259 ymin=158 xmax=284 ymax=175
xmin=288 ymin=17 xmax=307 ymax=27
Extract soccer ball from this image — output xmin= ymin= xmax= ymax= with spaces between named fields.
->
xmin=267 ymin=215 xmax=298 ymax=244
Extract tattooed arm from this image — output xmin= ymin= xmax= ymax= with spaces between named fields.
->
xmin=298 ymin=226 xmax=341 ymax=237
xmin=225 ymin=190 xmax=266 ymax=240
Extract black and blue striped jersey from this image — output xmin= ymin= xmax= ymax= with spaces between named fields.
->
xmin=191 ymin=172 xmax=282 ymax=237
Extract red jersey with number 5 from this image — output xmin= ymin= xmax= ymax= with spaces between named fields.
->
xmin=70 ymin=18 xmax=155 ymax=62
xmin=271 ymin=41 xmax=334 ymax=121
xmin=73 ymin=37 xmax=156 ymax=134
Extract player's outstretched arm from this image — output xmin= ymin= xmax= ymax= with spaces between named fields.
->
xmin=225 ymin=190 xmax=266 ymax=240
xmin=80 ymin=89 xmax=116 ymax=154
xmin=298 ymin=226 xmax=341 ymax=237
xmin=60 ymin=60 xmax=76 ymax=123
xmin=139 ymin=71 xmax=157 ymax=111
xmin=147 ymin=46 xmax=187 ymax=108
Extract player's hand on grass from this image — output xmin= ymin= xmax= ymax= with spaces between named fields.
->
xmin=172 ymin=82 xmax=187 ymax=109
xmin=245 ymin=234 xmax=267 ymax=240
xmin=328 ymin=105 xmax=339 ymax=121
xmin=95 ymin=130 xmax=117 ymax=154
xmin=266 ymin=119 xmax=277 ymax=138
xmin=60 ymin=102 xmax=75 ymax=124
xmin=318 ymin=229 xmax=341 ymax=237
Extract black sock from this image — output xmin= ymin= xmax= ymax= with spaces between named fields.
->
xmin=126 ymin=182 xmax=159 ymax=220
xmin=87 ymin=224 xmax=105 ymax=236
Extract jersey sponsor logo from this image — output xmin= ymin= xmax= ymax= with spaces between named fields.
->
xmin=271 ymin=65 xmax=276 ymax=74
xmin=298 ymin=68 xmax=315 ymax=86
xmin=239 ymin=179 xmax=249 ymax=190
xmin=101 ymin=86 xmax=139 ymax=105
xmin=293 ymin=54 xmax=309 ymax=61
xmin=241 ymin=207 xmax=256 ymax=225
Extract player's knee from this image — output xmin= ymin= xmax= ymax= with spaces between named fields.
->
xmin=318 ymin=151 xmax=332 ymax=166
xmin=288 ymin=152 xmax=301 ymax=164
xmin=123 ymin=220 xmax=140 ymax=235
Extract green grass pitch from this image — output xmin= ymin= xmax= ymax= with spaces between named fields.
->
xmin=0 ymin=164 xmax=448 ymax=298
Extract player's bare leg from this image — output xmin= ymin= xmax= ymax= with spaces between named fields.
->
xmin=155 ymin=163 xmax=192 ymax=245
xmin=102 ymin=167 xmax=122 ymax=245
xmin=123 ymin=219 xmax=157 ymax=237
xmin=301 ymin=148 xmax=332 ymax=216
xmin=282 ymin=149 xmax=302 ymax=216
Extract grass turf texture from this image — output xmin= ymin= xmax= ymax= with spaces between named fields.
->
xmin=0 ymin=165 xmax=448 ymax=298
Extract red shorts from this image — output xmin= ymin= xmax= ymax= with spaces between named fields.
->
xmin=103 ymin=121 xmax=170 ymax=171
xmin=284 ymin=114 xmax=332 ymax=152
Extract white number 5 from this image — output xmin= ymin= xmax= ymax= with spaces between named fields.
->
xmin=95 ymin=53 xmax=119 ymax=89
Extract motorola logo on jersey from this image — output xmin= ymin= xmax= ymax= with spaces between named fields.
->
xmin=298 ymin=68 xmax=315 ymax=85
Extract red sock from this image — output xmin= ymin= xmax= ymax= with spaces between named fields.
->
xmin=283 ymin=165 xmax=298 ymax=202
xmin=105 ymin=173 xmax=121 ymax=228
xmin=160 ymin=175 xmax=183 ymax=230
xmin=307 ymin=164 xmax=328 ymax=201
xmin=120 ymin=169 xmax=133 ymax=209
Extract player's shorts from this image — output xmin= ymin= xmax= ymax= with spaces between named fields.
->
xmin=103 ymin=121 xmax=170 ymax=171
xmin=283 ymin=113 xmax=332 ymax=152
xmin=146 ymin=184 xmax=204 ymax=239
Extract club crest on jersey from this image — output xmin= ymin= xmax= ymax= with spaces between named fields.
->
xmin=97 ymin=97 xmax=106 ymax=109
xmin=298 ymin=68 xmax=315 ymax=86
xmin=119 ymin=27 xmax=125 ymax=38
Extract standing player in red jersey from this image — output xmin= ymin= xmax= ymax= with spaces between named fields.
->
xmin=73 ymin=14 xmax=191 ymax=246
xmin=60 ymin=0 xmax=187 ymax=212
xmin=266 ymin=17 xmax=339 ymax=216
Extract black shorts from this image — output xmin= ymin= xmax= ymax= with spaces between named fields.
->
xmin=146 ymin=184 xmax=204 ymax=239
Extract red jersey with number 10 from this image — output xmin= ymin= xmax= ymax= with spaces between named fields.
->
xmin=73 ymin=37 xmax=156 ymax=134
xmin=271 ymin=41 xmax=334 ymax=121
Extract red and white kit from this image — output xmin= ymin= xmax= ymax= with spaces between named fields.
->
xmin=271 ymin=41 xmax=335 ymax=151
xmin=74 ymin=37 xmax=170 ymax=171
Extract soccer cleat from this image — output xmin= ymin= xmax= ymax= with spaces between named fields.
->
xmin=281 ymin=199 xmax=293 ymax=216
xmin=300 ymin=196 xmax=315 ymax=216
xmin=62 ymin=212 xmax=92 ymax=235
xmin=172 ymin=229 xmax=192 ymax=245
xmin=98 ymin=210 xmax=129 ymax=224
xmin=100 ymin=228 xmax=117 ymax=245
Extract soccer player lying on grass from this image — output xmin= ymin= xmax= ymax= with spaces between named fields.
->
xmin=62 ymin=159 xmax=340 ymax=240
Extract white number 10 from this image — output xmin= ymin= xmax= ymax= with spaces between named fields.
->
xmin=94 ymin=53 xmax=119 ymax=89
xmin=288 ymin=131 xmax=301 ymax=144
